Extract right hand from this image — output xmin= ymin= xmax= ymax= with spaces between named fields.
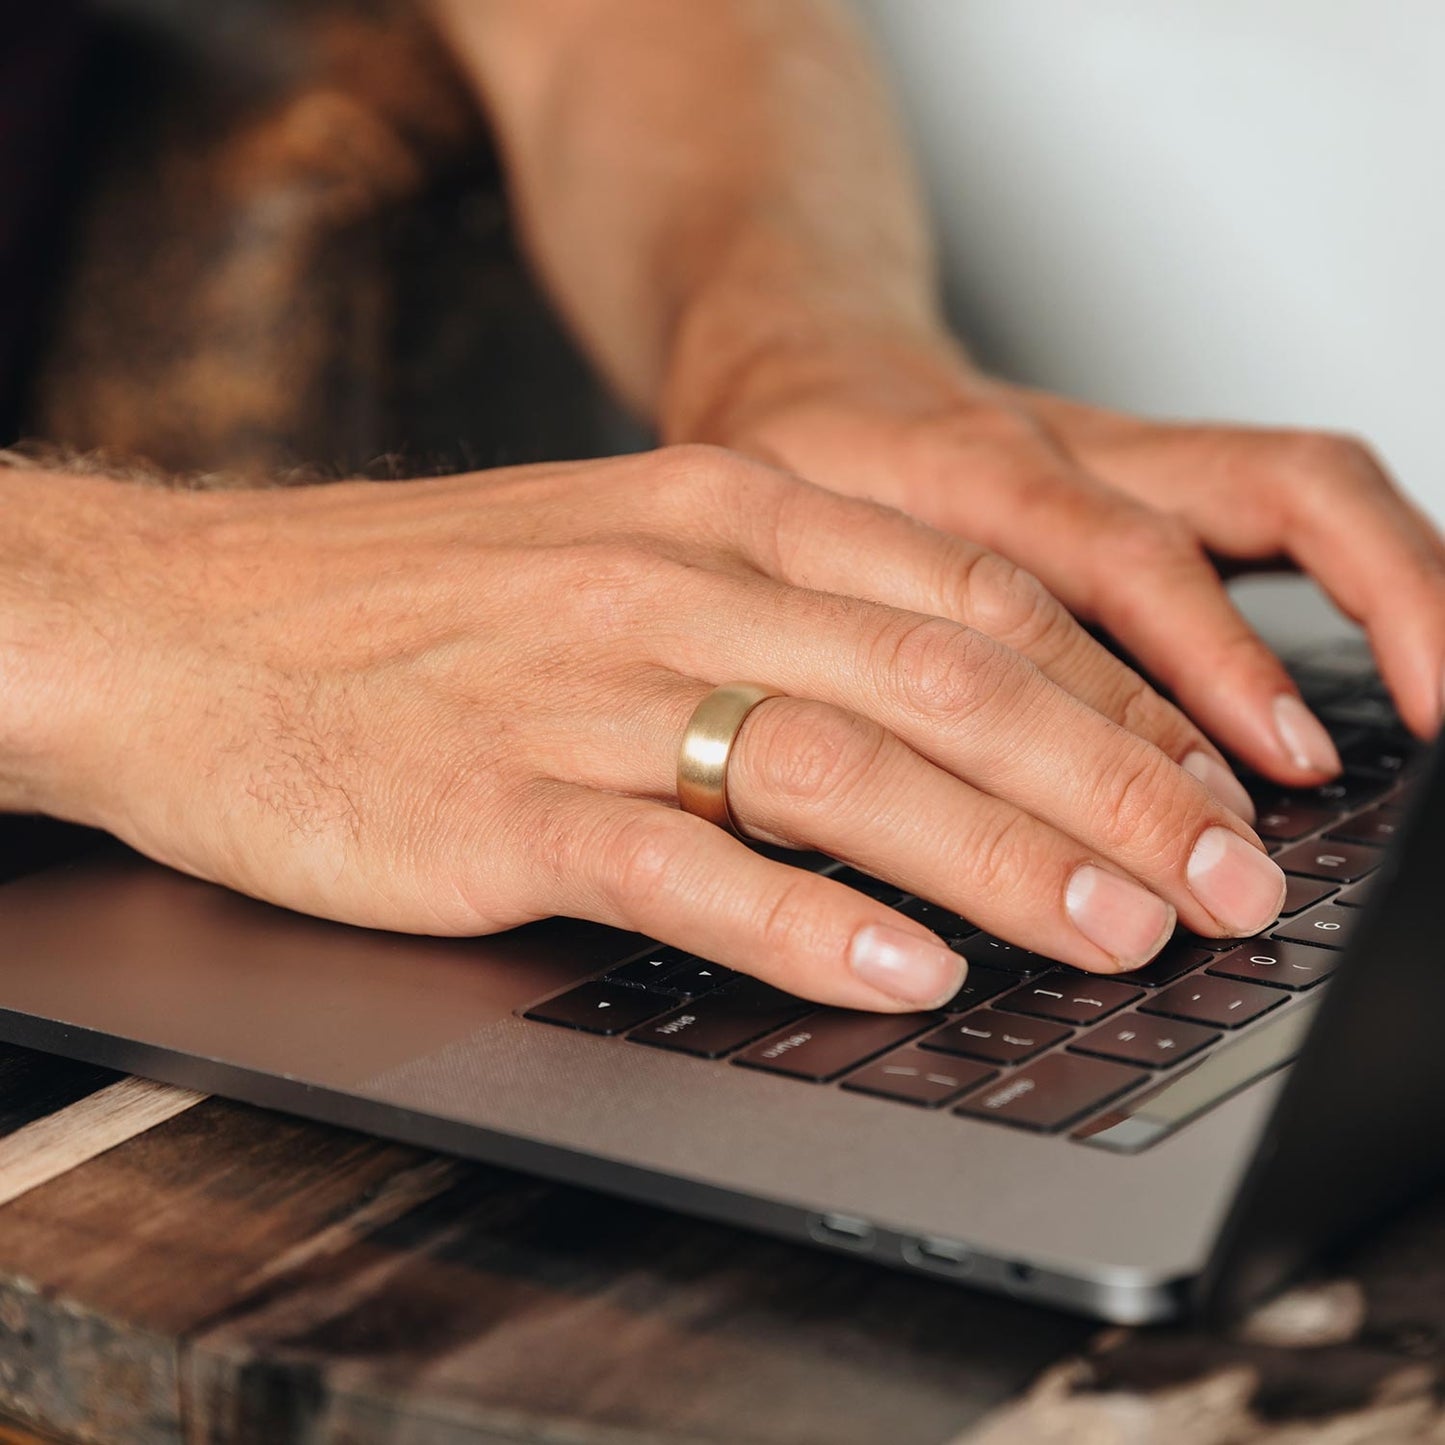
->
xmin=0 ymin=445 xmax=1285 ymax=1011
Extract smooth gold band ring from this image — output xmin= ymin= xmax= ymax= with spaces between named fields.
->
xmin=676 ymin=683 xmax=782 ymax=835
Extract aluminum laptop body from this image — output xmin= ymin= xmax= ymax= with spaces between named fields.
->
xmin=0 ymin=582 xmax=1437 ymax=1325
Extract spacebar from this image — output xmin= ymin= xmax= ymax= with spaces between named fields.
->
xmin=1076 ymin=998 xmax=1321 ymax=1153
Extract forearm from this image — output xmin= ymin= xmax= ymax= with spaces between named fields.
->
xmin=429 ymin=0 xmax=964 ymax=433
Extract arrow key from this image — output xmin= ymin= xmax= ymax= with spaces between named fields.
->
xmin=525 ymin=981 xmax=674 ymax=1035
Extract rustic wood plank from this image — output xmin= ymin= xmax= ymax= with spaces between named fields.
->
xmin=0 ymin=1097 xmax=456 ymax=1445
xmin=185 ymin=1165 xmax=1094 ymax=1445
xmin=0 ymin=1078 xmax=203 ymax=1210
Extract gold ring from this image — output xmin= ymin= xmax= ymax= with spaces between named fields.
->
xmin=677 ymin=683 xmax=782 ymax=835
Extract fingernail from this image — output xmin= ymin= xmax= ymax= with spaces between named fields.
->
xmin=1273 ymin=694 xmax=1341 ymax=776
xmin=1066 ymin=864 xmax=1176 ymax=969
xmin=1187 ymin=826 xmax=1287 ymax=936
xmin=850 ymin=923 xmax=967 ymax=1007
xmin=1181 ymin=750 xmax=1257 ymax=824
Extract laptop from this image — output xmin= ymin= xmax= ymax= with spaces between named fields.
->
xmin=0 ymin=578 xmax=1437 ymax=1325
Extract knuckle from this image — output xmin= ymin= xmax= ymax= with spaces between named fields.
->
xmin=958 ymin=808 xmax=1035 ymax=899
xmin=875 ymin=614 xmax=1005 ymax=723
xmin=756 ymin=874 xmax=836 ymax=968
xmin=747 ymin=703 xmax=887 ymax=810
xmin=598 ymin=811 xmax=679 ymax=911
xmin=957 ymin=549 xmax=1066 ymax=651
xmin=1112 ymin=512 xmax=1201 ymax=572
xmin=1114 ymin=671 xmax=1173 ymax=744
xmin=1093 ymin=743 xmax=1183 ymax=855
xmin=1275 ymin=428 xmax=1378 ymax=483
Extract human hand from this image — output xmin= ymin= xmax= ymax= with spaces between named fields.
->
xmin=0 ymin=448 xmax=1283 ymax=1010
xmin=686 ymin=336 xmax=1445 ymax=781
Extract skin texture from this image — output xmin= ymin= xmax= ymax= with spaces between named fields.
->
xmin=1 ymin=0 xmax=1437 ymax=1010
xmin=0 ymin=451 xmax=1279 ymax=1010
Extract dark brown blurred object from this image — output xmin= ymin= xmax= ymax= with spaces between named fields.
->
xmin=22 ymin=0 xmax=641 ymax=478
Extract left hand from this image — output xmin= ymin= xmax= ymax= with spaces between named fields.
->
xmin=682 ymin=334 xmax=1445 ymax=783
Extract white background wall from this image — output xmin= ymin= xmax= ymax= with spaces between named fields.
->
xmin=852 ymin=1 xmax=1445 ymax=521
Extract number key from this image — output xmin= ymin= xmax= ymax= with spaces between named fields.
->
xmin=1208 ymin=941 xmax=1336 ymax=990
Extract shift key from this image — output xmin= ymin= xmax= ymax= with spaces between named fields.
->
xmin=955 ymin=1053 xmax=1146 ymax=1132
xmin=628 ymin=979 xmax=812 ymax=1058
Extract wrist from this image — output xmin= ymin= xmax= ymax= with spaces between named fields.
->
xmin=657 ymin=286 xmax=980 ymax=450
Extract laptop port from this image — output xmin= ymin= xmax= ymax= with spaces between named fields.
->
xmin=807 ymin=1212 xmax=876 ymax=1252
xmin=1007 ymin=1261 xmax=1037 ymax=1287
xmin=902 ymin=1237 xmax=974 ymax=1276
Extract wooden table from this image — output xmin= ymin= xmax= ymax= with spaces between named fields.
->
xmin=0 ymin=1035 xmax=1443 ymax=1445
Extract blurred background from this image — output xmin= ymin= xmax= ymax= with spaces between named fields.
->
xmin=853 ymin=0 xmax=1445 ymax=523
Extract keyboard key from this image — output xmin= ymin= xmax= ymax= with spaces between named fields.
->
xmin=1208 ymin=941 xmax=1337 ymax=990
xmin=658 ymin=961 xmax=736 ymax=995
xmin=1070 ymin=1013 xmax=1219 ymax=1069
xmin=629 ymin=980 xmax=811 ymax=1058
xmin=1255 ymin=802 xmax=1341 ymax=843
xmin=1340 ymin=736 xmax=1417 ymax=781
xmin=606 ymin=947 xmax=692 ymax=988
xmin=893 ymin=896 xmax=977 ymax=950
xmin=735 ymin=1011 xmax=938 ymax=1082
xmin=1270 ymin=902 xmax=1359 ymax=950
xmin=998 ymin=974 xmax=1144 ymax=1025
xmin=954 ymin=1053 xmax=1146 ymax=1133
xmin=1334 ymin=877 xmax=1379 ymax=908
xmin=1139 ymin=976 xmax=1285 ymax=1028
xmin=919 ymin=1009 xmax=1072 ymax=1065
xmin=1280 ymin=875 xmax=1337 ymax=916
xmin=830 ymin=867 xmax=906 ymax=906
xmin=525 ymin=982 xmax=674 ymax=1035
xmin=965 ymin=935 xmax=1056 ymax=974
xmin=1288 ymin=774 xmax=1391 ymax=812
xmin=842 ymin=1048 xmax=995 ymax=1108
xmin=1272 ymin=839 xmax=1383 ymax=883
xmin=1326 ymin=806 xmax=1402 ymax=849
xmin=1111 ymin=940 xmax=1211 ymax=989
xmin=938 ymin=964 xmax=1018 ymax=1011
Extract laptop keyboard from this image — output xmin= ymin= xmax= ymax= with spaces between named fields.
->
xmin=522 ymin=642 xmax=1418 ymax=1150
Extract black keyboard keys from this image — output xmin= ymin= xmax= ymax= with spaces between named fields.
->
xmin=842 ymin=1048 xmax=995 ymax=1108
xmin=628 ymin=980 xmax=811 ymax=1058
xmin=1109 ymin=940 xmax=1210 ymax=989
xmin=1270 ymin=902 xmax=1359 ymax=950
xmin=894 ymin=896 xmax=977 ymax=950
xmin=1280 ymin=875 xmax=1337 ymax=916
xmin=1000 ymin=975 xmax=1144 ymax=1025
xmin=659 ymin=961 xmax=736 ymax=995
xmin=1255 ymin=802 xmax=1340 ymax=843
xmin=1070 ymin=1013 xmax=1219 ymax=1069
xmin=1272 ymin=839 xmax=1383 ymax=883
xmin=919 ymin=1010 xmax=1072 ymax=1065
xmin=525 ymin=982 xmax=674 ymax=1035
xmin=954 ymin=1053 xmax=1146 ymax=1133
xmin=1139 ymin=975 xmax=1285 ymax=1028
xmin=1208 ymin=941 xmax=1336 ymax=990
xmin=939 ymin=964 xmax=1018 ymax=1011
xmin=736 ymin=1011 xmax=938 ymax=1082
xmin=606 ymin=948 xmax=692 ymax=988
xmin=965 ymin=936 xmax=1056 ymax=974
xmin=1326 ymin=807 xmax=1402 ymax=848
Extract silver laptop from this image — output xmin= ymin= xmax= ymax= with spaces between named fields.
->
xmin=0 ymin=580 xmax=1436 ymax=1324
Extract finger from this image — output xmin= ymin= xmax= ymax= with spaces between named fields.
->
xmin=524 ymin=781 xmax=967 ymax=1011
xmin=721 ymin=695 xmax=1178 ymax=974
xmin=1247 ymin=434 xmax=1445 ymax=739
xmin=747 ymin=485 xmax=1257 ymax=820
xmin=1031 ymin=420 xmax=1445 ymax=740
xmin=922 ymin=466 xmax=1341 ymax=784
